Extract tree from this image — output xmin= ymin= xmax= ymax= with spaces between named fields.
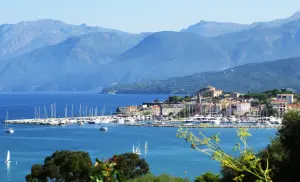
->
xmin=274 ymin=110 xmax=300 ymax=182
xmin=154 ymin=98 xmax=160 ymax=103
xmin=195 ymin=172 xmax=220 ymax=182
xmin=26 ymin=150 xmax=93 ymax=182
xmin=184 ymin=96 xmax=191 ymax=102
xmin=109 ymin=153 xmax=149 ymax=181
xmin=166 ymin=96 xmax=183 ymax=104
xmin=168 ymin=112 xmax=174 ymax=116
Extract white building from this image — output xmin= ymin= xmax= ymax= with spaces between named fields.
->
xmin=271 ymin=100 xmax=288 ymax=117
xmin=236 ymin=102 xmax=251 ymax=116
xmin=276 ymin=94 xmax=294 ymax=104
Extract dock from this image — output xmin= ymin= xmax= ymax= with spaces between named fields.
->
xmin=120 ymin=123 xmax=279 ymax=128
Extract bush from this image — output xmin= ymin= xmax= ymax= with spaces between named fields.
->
xmin=126 ymin=173 xmax=189 ymax=182
xmin=195 ymin=172 xmax=220 ymax=182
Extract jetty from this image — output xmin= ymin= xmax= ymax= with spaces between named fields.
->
xmin=121 ymin=123 xmax=280 ymax=128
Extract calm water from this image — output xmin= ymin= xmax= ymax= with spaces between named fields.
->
xmin=0 ymin=93 xmax=276 ymax=182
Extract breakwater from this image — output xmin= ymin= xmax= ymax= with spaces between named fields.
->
xmin=119 ymin=123 xmax=279 ymax=128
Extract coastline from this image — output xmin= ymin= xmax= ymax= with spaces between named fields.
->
xmin=121 ymin=123 xmax=280 ymax=128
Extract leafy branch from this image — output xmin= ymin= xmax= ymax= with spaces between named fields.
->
xmin=177 ymin=128 xmax=272 ymax=182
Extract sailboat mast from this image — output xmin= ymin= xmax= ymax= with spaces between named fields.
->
xmin=85 ymin=106 xmax=88 ymax=117
xmin=65 ymin=105 xmax=68 ymax=118
xmin=38 ymin=107 xmax=41 ymax=119
xmin=54 ymin=103 xmax=56 ymax=118
xmin=71 ymin=105 xmax=74 ymax=118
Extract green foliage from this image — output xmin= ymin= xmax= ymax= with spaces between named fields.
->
xmin=91 ymin=158 xmax=119 ymax=182
xmin=168 ymin=112 xmax=174 ymax=116
xmin=194 ymin=172 xmax=220 ymax=182
xmin=143 ymin=111 xmax=152 ymax=116
xmin=184 ymin=96 xmax=191 ymax=102
xmin=154 ymin=98 xmax=160 ymax=103
xmin=26 ymin=150 xmax=93 ymax=182
xmin=109 ymin=153 xmax=149 ymax=181
xmin=166 ymin=96 xmax=184 ymax=104
xmin=177 ymin=128 xmax=272 ymax=182
xmin=263 ymin=89 xmax=293 ymax=97
xmin=126 ymin=173 xmax=189 ymax=182
xmin=274 ymin=110 xmax=300 ymax=182
xmin=241 ymin=93 xmax=268 ymax=101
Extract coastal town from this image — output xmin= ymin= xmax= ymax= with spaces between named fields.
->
xmin=4 ymin=86 xmax=300 ymax=128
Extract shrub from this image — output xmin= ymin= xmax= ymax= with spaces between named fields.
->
xmin=195 ymin=172 xmax=220 ymax=182
xmin=126 ymin=173 xmax=189 ymax=182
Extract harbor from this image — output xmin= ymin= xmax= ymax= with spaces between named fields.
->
xmin=3 ymin=114 xmax=282 ymax=128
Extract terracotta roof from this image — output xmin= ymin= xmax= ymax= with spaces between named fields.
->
xmin=271 ymin=100 xmax=288 ymax=103
xmin=288 ymin=104 xmax=300 ymax=109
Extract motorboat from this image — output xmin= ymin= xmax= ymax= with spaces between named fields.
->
xmin=125 ymin=117 xmax=135 ymax=124
xmin=228 ymin=116 xmax=238 ymax=122
xmin=99 ymin=126 xmax=108 ymax=131
xmin=4 ymin=128 xmax=14 ymax=134
xmin=117 ymin=118 xmax=125 ymax=125
xmin=77 ymin=121 xmax=84 ymax=125
xmin=212 ymin=118 xmax=221 ymax=125
xmin=88 ymin=121 xmax=96 ymax=124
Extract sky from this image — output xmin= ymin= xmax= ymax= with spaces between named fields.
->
xmin=1 ymin=0 xmax=300 ymax=33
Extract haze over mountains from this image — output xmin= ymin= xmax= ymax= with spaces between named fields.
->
xmin=1 ymin=11 xmax=300 ymax=92
xmin=102 ymin=57 xmax=300 ymax=94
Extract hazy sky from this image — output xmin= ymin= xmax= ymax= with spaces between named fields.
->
xmin=1 ymin=0 xmax=299 ymax=33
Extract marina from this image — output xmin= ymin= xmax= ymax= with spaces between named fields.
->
xmin=2 ymin=115 xmax=282 ymax=128
xmin=0 ymin=93 xmax=279 ymax=181
xmin=2 ymin=104 xmax=283 ymax=128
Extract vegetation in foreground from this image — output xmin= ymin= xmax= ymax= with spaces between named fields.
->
xmin=26 ymin=110 xmax=300 ymax=182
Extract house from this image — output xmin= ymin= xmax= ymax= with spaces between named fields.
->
xmin=230 ymin=92 xmax=241 ymax=100
xmin=198 ymin=85 xmax=223 ymax=98
xmin=125 ymin=106 xmax=139 ymax=116
xmin=276 ymin=94 xmax=294 ymax=104
xmin=152 ymin=105 xmax=161 ymax=115
xmin=236 ymin=102 xmax=251 ymax=116
xmin=250 ymin=106 xmax=260 ymax=116
xmin=271 ymin=100 xmax=288 ymax=117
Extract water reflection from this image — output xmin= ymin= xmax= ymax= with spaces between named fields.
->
xmin=6 ymin=162 xmax=10 ymax=173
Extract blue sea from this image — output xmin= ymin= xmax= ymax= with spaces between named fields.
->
xmin=0 ymin=93 xmax=277 ymax=182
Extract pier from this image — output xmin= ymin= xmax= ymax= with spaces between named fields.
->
xmin=121 ymin=123 xmax=280 ymax=128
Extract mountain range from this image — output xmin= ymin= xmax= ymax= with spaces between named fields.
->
xmin=1 ymin=11 xmax=300 ymax=91
xmin=101 ymin=57 xmax=300 ymax=94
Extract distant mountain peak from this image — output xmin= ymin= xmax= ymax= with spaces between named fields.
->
xmin=290 ymin=10 xmax=300 ymax=19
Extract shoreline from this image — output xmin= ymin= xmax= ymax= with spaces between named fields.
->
xmin=121 ymin=123 xmax=280 ymax=128
xmin=3 ymin=119 xmax=280 ymax=129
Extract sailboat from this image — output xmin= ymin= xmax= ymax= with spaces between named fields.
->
xmin=5 ymin=150 xmax=11 ymax=163
xmin=144 ymin=141 xmax=148 ymax=152
xmin=135 ymin=146 xmax=142 ymax=155
xmin=132 ymin=144 xmax=142 ymax=155
xmin=4 ymin=112 xmax=14 ymax=134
